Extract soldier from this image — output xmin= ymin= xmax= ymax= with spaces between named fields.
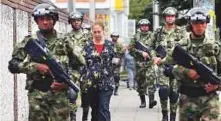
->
xmin=129 ymin=19 xmax=157 ymax=109
xmin=172 ymin=7 xmax=221 ymax=121
xmin=152 ymin=7 xmax=186 ymax=121
xmin=110 ymin=32 xmax=125 ymax=96
xmin=83 ymin=23 xmax=93 ymax=40
xmin=8 ymin=3 xmax=85 ymax=121
xmin=65 ymin=11 xmax=91 ymax=121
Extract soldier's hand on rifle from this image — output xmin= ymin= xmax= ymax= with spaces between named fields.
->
xmin=51 ymin=81 xmax=67 ymax=92
xmin=187 ymin=69 xmax=200 ymax=80
xmin=142 ymin=51 xmax=150 ymax=60
xmin=35 ymin=64 xmax=50 ymax=75
xmin=152 ymin=57 xmax=162 ymax=65
xmin=204 ymin=83 xmax=219 ymax=93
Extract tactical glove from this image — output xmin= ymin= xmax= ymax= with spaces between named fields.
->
xmin=187 ymin=69 xmax=200 ymax=80
xmin=35 ymin=63 xmax=50 ymax=75
xmin=51 ymin=81 xmax=67 ymax=92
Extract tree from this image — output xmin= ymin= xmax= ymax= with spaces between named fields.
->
xmin=129 ymin=0 xmax=192 ymax=29
xmin=157 ymin=0 xmax=192 ymax=11
xmin=129 ymin=0 xmax=152 ymax=22
xmin=143 ymin=0 xmax=192 ymax=26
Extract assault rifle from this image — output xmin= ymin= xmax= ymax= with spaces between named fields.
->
xmin=24 ymin=39 xmax=80 ymax=93
xmin=135 ymin=41 xmax=166 ymax=60
xmin=172 ymin=44 xmax=221 ymax=85
xmin=135 ymin=41 xmax=175 ymax=78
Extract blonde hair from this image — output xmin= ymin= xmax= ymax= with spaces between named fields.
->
xmin=92 ymin=20 xmax=105 ymax=30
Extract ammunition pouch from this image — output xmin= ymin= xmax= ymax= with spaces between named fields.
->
xmin=179 ymin=85 xmax=216 ymax=97
xmin=29 ymin=73 xmax=54 ymax=92
xmin=163 ymin=64 xmax=174 ymax=78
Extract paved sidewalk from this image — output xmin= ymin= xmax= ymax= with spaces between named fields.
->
xmin=76 ymin=82 xmax=221 ymax=121
xmin=76 ymin=82 xmax=163 ymax=121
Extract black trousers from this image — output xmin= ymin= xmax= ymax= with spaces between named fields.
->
xmin=88 ymin=87 xmax=113 ymax=121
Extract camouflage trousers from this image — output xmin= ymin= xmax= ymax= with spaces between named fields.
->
xmin=179 ymin=93 xmax=220 ymax=121
xmin=159 ymin=85 xmax=179 ymax=113
xmin=114 ymin=72 xmax=120 ymax=87
xmin=28 ymin=89 xmax=69 ymax=121
xmin=136 ymin=66 xmax=156 ymax=96
xmin=69 ymin=102 xmax=78 ymax=113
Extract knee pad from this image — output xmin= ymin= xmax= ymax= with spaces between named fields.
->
xmin=170 ymin=89 xmax=179 ymax=103
xmin=159 ymin=86 xmax=169 ymax=100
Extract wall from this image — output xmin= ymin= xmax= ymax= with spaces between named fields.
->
xmin=0 ymin=4 xmax=14 ymax=121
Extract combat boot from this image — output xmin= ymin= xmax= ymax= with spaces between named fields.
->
xmin=149 ymin=94 xmax=157 ymax=109
xmin=70 ymin=111 xmax=76 ymax=121
xmin=139 ymin=95 xmax=146 ymax=108
xmin=170 ymin=112 xmax=176 ymax=121
xmin=162 ymin=110 xmax=168 ymax=121
xmin=114 ymin=86 xmax=119 ymax=96
xmin=82 ymin=107 xmax=89 ymax=121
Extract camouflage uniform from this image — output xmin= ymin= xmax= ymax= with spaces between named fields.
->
xmin=129 ymin=27 xmax=157 ymax=108
xmin=173 ymin=34 xmax=221 ymax=121
xmin=172 ymin=7 xmax=221 ymax=121
xmin=65 ymin=28 xmax=91 ymax=121
xmin=151 ymin=7 xmax=187 ymax=121
xmin=9 ymin=30 xmax=84 ymax=121
xmin=8 ymin=4 xmax=85 ymax=121
xmin=111 ymin=32 xmax=125 ymax=96
xmin=66 ymin=11 xmax=92 ymax=121
xmin=153 ymin=25 xmax=186 ymax=120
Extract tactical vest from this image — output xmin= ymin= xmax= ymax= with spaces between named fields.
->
xmin=154 ymin=26 xmax=185 ymax=49
xmin=25 ymin=31 xmax=69 ymax=92
xmin=66 ymin=29 xmax=90 ymax=47
xmin=134 ymin=32 xmax=152 ymax=63
xmin=180 ymin=35 xmax=219 ymax=97
xmin=135 ymin=31 xmax=152 ymax=45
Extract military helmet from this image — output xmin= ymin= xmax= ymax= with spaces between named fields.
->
xmin=162 ymin=7 xmax=178 ymax=16
xmin=111 ymin=32 xmax=119 ymax=37
xmin=32 ymin=3 xmax=59 ymax=22
xmin=138 ymin=19 xmax=151 ymax=26
xmin=187 ymin=7 xmax=210 ymax=23
xmin=68 ymin=11 xmax=83 ymax=23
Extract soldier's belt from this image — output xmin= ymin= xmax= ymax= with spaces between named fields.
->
xmin=179 ymin=85 xmax=216 ymax=97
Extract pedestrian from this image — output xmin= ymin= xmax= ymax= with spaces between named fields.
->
xmin=8 ymin=3 xmax=85 ymax=121
xmin=172 ymin=7 xmax=221 ymax=121
xmin=65 ymin=11 xmax=92 ymax=121
xmin=124 ymin=48 xmax=135 ymax=90
xmin=82 ymin=21 xmax=115 ymax=121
